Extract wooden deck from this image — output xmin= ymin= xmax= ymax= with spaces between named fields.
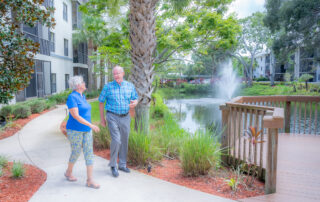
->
xmin=241 ymin=133 xmax=320 ymax=202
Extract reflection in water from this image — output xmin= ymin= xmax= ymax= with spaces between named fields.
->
xmin=165 ymin=98 xmax=225 ymax=134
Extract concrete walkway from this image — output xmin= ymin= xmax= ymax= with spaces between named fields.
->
xmin=0 ymin=106 xmax=234 ymax=202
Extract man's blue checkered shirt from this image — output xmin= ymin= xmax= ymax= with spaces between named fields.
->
xmin=98 ymin=80 xmax=138 ymax=115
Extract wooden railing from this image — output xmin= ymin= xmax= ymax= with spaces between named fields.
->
xmin=239 ymin=96 xmax=320 ymax=135
xmin=220 ymin=95 xmax=320 ymax=194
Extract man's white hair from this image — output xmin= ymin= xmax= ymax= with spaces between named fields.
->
xmin=68 ymin=76 xmax=84 ymax=90
xmin=112 ymin=65 xmax=124 ymax=73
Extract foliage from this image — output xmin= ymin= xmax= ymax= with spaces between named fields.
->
xmin=12 ymin=105 xmax=31 ymax=119
xmin=299 ymin=74 xmax=314 ymax=90
xmin=284 ymin=72 xmax=292 ymax=83
xmin=231 ymin=12 xmax=274 ymax=86
xmin=264 ymin=0 xmax=320 ymax=58
xmin=11 ymin=161 xmax=25 ymax=178
xmin=225 ymin=177 xmax=239 ymax=191
xmin=93 ymin=125 xmax=111 ymax=150
xmin=127 ymin=129 xmax=161 ymax=166
xmin=180 ymin=132 xmax=221 ymax=176
xmin=240 ymin=83 xmax=320 ymax=96
xmin=0 ymin=155 xmax=8 ymax=168
xmin=28 ymin=100 xmax=46 ymax=114
xmin=0 ymin=167 xmax=2 ymax=177
xmin=84 ymin=90 xmax=100 ymax=99
xmin=255 ymin=77 xmax=269 ymax=82
xmin=0 ymin=105 xmax=13 ymax=119
xmin=45 ymin=99 xmax=57 ymax=110
xmin=48 ymin=90 xmax=72 ymax=104
xmin=0 ymin=0 xmax=55 ymax=104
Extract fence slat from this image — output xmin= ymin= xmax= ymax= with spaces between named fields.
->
xmin=237 ymin=108 xmax=242 ymax=162
xmin=259 ymin=111 xmax=265 ymax=178
xmin=315 ymin=103 xmax=318 ymax=135
xmin=243 ymin=108 xmax=248 ymax=163
xmin=293 ymin=102 xmax=297 ymax=134
xmin=304 ymin=102 xmax=307 ymax=134
xmin=299 ymin=102 xmax=302 ymax=134
xmin=254 ymin=109 xmax=259 ymax=165
xmin=233 ymin=107 xmax=237 ymax=167
xmin=309 ymin=102 xmax=312 ymax=134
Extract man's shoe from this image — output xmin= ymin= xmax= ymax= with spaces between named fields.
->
xmin=111 ymin=167 xmax=119 ymax=177
xmin=118 ymin=166 xmax=130 ymax=173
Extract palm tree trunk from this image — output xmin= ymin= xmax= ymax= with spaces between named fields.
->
xmin=100 ymin=59 xmax=105 ymax=89
xmin=129 ymin=0 xmax=158 ymax=134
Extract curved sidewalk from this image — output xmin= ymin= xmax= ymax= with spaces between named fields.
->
xmin=0 ymin=105 xmax=234 ymax=202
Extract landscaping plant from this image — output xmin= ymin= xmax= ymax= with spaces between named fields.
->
xmin=11 ymin=161 xmax=25 ymax=178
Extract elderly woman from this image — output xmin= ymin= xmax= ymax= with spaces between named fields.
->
xmin=64 ymin=76 xmax=100 ymax=189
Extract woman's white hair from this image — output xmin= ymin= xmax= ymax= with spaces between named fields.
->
xmin=68 ymin=76 xmax=84 ymax=90
xmin=112 ymin=65 xmax=124 ymax=73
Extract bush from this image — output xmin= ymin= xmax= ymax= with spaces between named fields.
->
xmin=0 ymin=155 xmax=8 ymax=168
xmin=12 ymin=105 xmax=31 ymax=119
xmin=28 ymin=100 xmax=46 ymax=114
xmin=93 ymin=125 xmax=111 ymax=149
xmin=181 ymin=83 xmax=211 ymax=94
xmin=128 ymin=130 xmax=161 ymax=166
xmin=84 ymin=90 xmax=100 ymax=99
xmin=48 ymin=90 xmax=72 ymax=104
xmin=180 ymin=132 xmax=221 ymax=176
xmin=11 ymin=161 xmax=25 ymax=178
xmin=0 ymin=105 xmax=13 ymax=119
xmin=255 ymin=76 xmax=269 ymax=82
xmin=0 ymin=167 xmax=2 ymax=177
xmin=45 ymin=99 xmax=57 ymax=110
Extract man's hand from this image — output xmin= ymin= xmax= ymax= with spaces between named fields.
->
xmin=129 ymin=100 xmax=138 ymax=109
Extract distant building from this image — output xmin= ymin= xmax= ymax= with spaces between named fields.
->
xmin=253 ymin=48 xmax=320 ymax=82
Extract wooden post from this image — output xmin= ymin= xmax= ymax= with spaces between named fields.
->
xmin=220 ymin=104 xmax=229 ymax=165
xmin=285 ymin=101 xmax=291 ymax=133
xmin=263 ymin=108 xmax=283 ymax=194
xmin=265 ymin=128 xmax=278 ymax=194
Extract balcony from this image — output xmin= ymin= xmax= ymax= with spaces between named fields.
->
xmin=24 ymin=32 xmax=50 ymax=56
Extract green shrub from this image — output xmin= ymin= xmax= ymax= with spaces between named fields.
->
xmin=0 ymin=155 xmax=8 ymax=168
xmin=93 ymin=125 xmax=111 ymax=149
xmin=0 ymin=105 xmax=13 ymax=118
xmin=28 ymin=100 xmax=46 ymax=114
xmin=128 ymin=130 xmax=161 ymax=166
xmin=84 ymin=90 xmax=100 ymax=99
xmin=48 ymin=90 xmax=72 ymax=104
xmin=255 ymin=76 xmax=269 ymax=82
xmin=12 ymin=105 xmax=31 ymax=119
xmin=0 ymin=167 xmax=2 ymax=177
xmin=153 ymin=114 xmax=187 ymax=158
xmin=11 ymin=161 xmax=25 ymax=178
xmin=45 ymin=99 xmax=57 ymax=110
xmin=180 ymin=132 xmax=221 ymax=176
xmin=181 ymin=83 xmax=211 ymax=94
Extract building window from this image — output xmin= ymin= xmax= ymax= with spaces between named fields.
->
xmin=63 ymin=3 xmax=68 ymax=21
xmin=65 ymin=74 xmax=69 ymax=89
xmin=51 ymin=73 xmax=56 ymax=93
xmin=64 ymin=39 xmax=68 ymax=56
xmin=49 ymin=32 xmax=55 ymax=52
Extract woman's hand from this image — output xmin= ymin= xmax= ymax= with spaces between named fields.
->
xmin=90 ymin=124 xmax=100 ymax=133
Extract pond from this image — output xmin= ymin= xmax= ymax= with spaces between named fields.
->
xmin=165 ymin=97 xmax=320 ymax=135
xmin=165 ymin=98 xmax=226 ymax=134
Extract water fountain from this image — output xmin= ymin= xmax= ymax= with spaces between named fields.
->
xmin=215 ymin=59 xmax=240 ymax=100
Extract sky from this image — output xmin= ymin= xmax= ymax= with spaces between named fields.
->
xmin=227 ymin=0 xmax=266 ymax=19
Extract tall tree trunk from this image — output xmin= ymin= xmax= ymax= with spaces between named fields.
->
xmin=87 ymin=40 xmax=94 ymax=92
xmin=100 ymin=59 xmax=105 ymax=89
xmin=270 ymin=52 xmax=275 ymax=86
xmin=248 ymin=55 xmax=254 ymax=86
xmin=92 ymin=47 xmax=98 ymax=91
xmin=129 ymin=0 xmax=157 ymax=134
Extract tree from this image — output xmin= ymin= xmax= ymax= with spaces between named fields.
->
xmin=230 ymin=12 xmax=273 ymax=86
xmin=82 ymin=0 xmax=237 ymax=134
xmin=264 ymin=0 xmax=320 ymax=58
xmin=0 ymin=0 xmax=55 ymax=104
xmin=299 ymin=74 xmax=313 ymax=91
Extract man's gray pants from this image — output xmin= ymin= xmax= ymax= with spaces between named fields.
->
xmin=106 ymin=112 xmax=131 ymax=168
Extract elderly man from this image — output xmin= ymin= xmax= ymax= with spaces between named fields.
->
xmin=99 ymin=66 xmax=138 ymax=177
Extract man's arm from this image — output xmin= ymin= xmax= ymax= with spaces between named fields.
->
xmin=99 ymin=102 xmax=106 ymax=127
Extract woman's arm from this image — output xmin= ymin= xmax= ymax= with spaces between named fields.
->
xmin=69 ymin=108 xmax=100 ymax=132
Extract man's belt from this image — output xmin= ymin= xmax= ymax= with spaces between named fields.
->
xmin=107 ymin=110 xmax=128 ymax=117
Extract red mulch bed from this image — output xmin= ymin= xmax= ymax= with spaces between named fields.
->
xmin=60 ymin=120 xmax=265 ymax=200
xmin=0 ymin=109 xmax=53 ymax=140
xmin=0 ymin=162 xmax=47 ymax=202
xmin=0 ymin=109 xmax=53 ymax=201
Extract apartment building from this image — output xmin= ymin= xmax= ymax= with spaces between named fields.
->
xmin=15 ymin=0 xmax=89 ymax=102
xmin=253 ymin=48 xmax=320 ymax=82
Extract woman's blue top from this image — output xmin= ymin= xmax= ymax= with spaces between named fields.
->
xmin=66 ymin=91 xmax=91 ymax=132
